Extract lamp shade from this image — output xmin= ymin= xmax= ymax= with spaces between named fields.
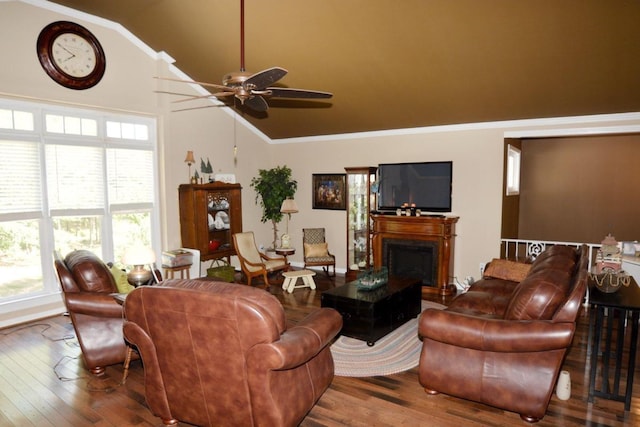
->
xmin=122 ymin=246 xmax=156 ymax=266
xmin=280 ymin=198 xmax=299 ymax=214
xmin=184 ymin=150 xmax=195 ymax=164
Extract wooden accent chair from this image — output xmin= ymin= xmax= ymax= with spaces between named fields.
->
xmin=303 ymin=228 xmax=336 ymax=276
xmin=233 ymin=231 xmax=289 ymax=286
xmin=123 ymin=280 xmax=342 ymax=427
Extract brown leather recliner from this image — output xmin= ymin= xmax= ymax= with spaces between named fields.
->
xmin=418 ymin=245 xmax=588 ymax=422
xmin=53 ymin=249 xmax=130 ymax=376
xmin=123 ymin=279 xmax=342 ymax=427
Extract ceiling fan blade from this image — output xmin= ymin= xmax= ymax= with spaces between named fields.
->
xmin=244 ymin=95 xmax=269 ymax=112
xmin=266 ymin=87 xmax=333 ymax=99
xmin=171 ymin=93 xmax=232 ymax=103
xmin=154 ymin=76 xmax=228 ymax=91
xmin=212 ymin=91 xmax=237 ymax=98
xmin=244 ymin=67 xmax=288 ymax=90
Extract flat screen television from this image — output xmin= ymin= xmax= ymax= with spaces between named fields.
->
xmin=377 ymin=161 xmax=452 ymax=212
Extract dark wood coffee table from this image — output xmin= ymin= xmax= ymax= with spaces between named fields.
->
xmin=321 ymin=276 xmax=422 ymax=346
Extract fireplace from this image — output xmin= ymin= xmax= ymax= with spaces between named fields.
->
xmin=372 ymin=214 xmax=458 ymax=296
xmin=384 ymin=239 xmax=438 ymax=286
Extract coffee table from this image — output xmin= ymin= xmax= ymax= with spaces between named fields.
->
xmin=321 ymin=276 xmax=422 ymax=346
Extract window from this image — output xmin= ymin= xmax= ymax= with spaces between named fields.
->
xmin=0 ymin=99 xmax=159 ymax=303
xmin=506 ymin=144 xmax=521 ymax=196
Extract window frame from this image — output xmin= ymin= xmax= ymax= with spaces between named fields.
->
xmin=0 ymin=97 xmax=160 ymax=305
xmin=506 ymin=144 xmax=521 ymax=196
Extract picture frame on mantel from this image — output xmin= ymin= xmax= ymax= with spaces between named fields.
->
xmin=312 ymin=174 xmax=346 ymax=210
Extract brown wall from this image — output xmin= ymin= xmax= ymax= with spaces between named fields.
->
xmin=517 ymin=134 xmax=640 ymax=244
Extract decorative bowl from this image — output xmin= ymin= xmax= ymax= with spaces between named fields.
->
xmin=356 ymin=267 xmax=389 ymax=291
xmin=590 ymin=271 xmax=630 ymax=293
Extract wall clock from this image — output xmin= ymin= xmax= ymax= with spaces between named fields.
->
xmin=36 ymin=21 xmax=106 ymax=90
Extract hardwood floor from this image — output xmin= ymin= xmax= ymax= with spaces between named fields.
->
xmin=1 ymin=272 xmax=639 ymax=426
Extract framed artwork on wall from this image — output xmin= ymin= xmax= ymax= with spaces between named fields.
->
xmin=312 ymin=174 xmax=346 ymax=210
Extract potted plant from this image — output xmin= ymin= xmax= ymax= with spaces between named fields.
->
xmin=250 ymin=166 xmax=297 ymax=250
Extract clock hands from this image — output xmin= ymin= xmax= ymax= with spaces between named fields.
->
xmin=55 ymin=42 xmax=76 ymax=62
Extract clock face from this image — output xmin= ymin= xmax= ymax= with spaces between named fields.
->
xmin=37 ymin=21 xmax=106 ymax=90
xmin=51 ymin=32 xmax=98 ymax=78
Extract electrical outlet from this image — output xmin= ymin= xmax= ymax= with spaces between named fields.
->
xmin=479 ymin=262 xmax=486 ymax=276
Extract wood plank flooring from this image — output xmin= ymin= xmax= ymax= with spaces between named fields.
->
xmin=1 ymin=272 xmax=639 ymax=426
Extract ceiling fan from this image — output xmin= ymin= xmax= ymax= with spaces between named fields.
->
xmin=158 ymin=0 xmax=332 ymax=112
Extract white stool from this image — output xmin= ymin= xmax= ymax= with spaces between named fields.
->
xmin=282 ymin=270 xmax=316 ymax=293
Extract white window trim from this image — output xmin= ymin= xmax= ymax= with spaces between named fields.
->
xmin=0 ymin=97 xmax=160 ymax=326
xmin=506 ymin=144 xmax=521 ymax=196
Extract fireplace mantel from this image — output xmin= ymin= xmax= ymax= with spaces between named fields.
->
xmin=372 ymin=214 xmax=459 ymax=296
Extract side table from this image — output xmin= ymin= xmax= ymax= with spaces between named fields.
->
xmin=588 ymin=276 xmax=640 ymax=412
xmin=275 ymin=247 xmax=295 ymax=264
xmin=163 ymin=263 xmax=192 ymax=279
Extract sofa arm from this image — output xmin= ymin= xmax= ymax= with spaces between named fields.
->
xmin=63 ymin=292 xmax=123 ymax=318
xmin=248 ymin=308 xmax=342 ymax=370
xmin=419 ymin=309 xmax=575 ymax=352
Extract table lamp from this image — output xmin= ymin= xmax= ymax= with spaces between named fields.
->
xmin=184 ymin=150 xmax=195 ymax=182
xmin=280 ymin=198 xmax=299 ymax=249
xmin=123 ymin=246 xmax=156 ymax=286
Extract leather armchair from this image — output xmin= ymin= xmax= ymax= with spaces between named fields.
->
xmin=53 ymin=249 xmax=129 ymax=376
xmin=123 ymin=279 xmax=342 ymax=427
xmin=418 ymin=245 xmax=588 ymax=422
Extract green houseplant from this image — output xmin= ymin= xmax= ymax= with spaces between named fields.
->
xmin=250 ymin=166 xmax=298 ymax=250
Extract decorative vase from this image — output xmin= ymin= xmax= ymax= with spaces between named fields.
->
xmin=556 ymin=370 xmax=571 ymax=401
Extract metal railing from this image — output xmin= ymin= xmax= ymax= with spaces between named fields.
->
xmin=500 ymin=238 xmax=600 ymax=271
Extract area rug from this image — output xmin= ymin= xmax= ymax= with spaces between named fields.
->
xmin=331 ymin=300 xmax=445 ymax=377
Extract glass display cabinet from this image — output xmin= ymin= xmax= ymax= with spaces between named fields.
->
xmin=178 ymin=182 xmax=242 ymax=262
xmin=345 ymin=167 xmax=377 ymax=281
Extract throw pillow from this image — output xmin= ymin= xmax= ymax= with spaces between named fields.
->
xmin=483 ymin=258 xmax=531 ymax=282
xmin=305 ymin=242 xmax=329 ymax=258
xmin=110 ymin=264 xmax=135 ymax=294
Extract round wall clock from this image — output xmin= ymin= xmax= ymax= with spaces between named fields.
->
xmin=36 ymin=21 xmax=106 ymax=90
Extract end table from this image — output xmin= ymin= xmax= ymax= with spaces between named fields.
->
xmin=275 ymin=247 xmax=295 ymax=264
xmin=588 ymin=276 xmax=640 ymax=412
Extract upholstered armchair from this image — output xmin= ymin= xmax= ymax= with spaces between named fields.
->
xmin=303 ymin=228 xmax=336 ymax=276
xmin=233 ymin=231 xmax=289 ymax=286
xmin=123 ymin=279 xmax=342 ymax=427
xmin=53 ymin=250 xmax=130 ymax=376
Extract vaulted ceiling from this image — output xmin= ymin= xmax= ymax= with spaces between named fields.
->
xmin=50 ymin=0 xmax=640 ymax=140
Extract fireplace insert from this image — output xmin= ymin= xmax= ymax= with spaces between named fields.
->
xmin=383 ymin=238 xmax=438 ymax=286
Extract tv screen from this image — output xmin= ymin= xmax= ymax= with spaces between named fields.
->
xmin=377 ymin=161 xmax=452 ymax=212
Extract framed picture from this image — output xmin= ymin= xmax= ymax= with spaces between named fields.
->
xmin=312 ymin=174 xmax=346 ymax=210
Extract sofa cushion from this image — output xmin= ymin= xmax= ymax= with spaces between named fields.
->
xmin=447 ymin=290 xmax=510 ymax=318
xmin=468 ymin=277 xmax=520 ymax=299
xmin=532 ymin=245 xmax=577 ymax=264
xmin=304 ymin=242 xmax=329 ymax=258
xmin=529 ymin=255 xmax=576 ymax=275
xmin=110 ymin=265 xmax=135 ymax=294
xmin=483 ymin=259 xmax=532 ymax=282
xmin=504 ymin=270 xmax=572 ymax=320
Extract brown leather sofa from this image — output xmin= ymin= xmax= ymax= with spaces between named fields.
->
xmin=418 ymin=244 xmax=588 ymax=422
xmin=123 ymin=279 xmax=343 ymax=427
xmin=53 ymin=249 xmax=131 ymax=376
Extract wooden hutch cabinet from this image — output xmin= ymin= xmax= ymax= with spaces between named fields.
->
xmin=345 ymin=166 xmax=377 ymax=281
xmin=178 ymin=183 xmax=242 ymax=262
